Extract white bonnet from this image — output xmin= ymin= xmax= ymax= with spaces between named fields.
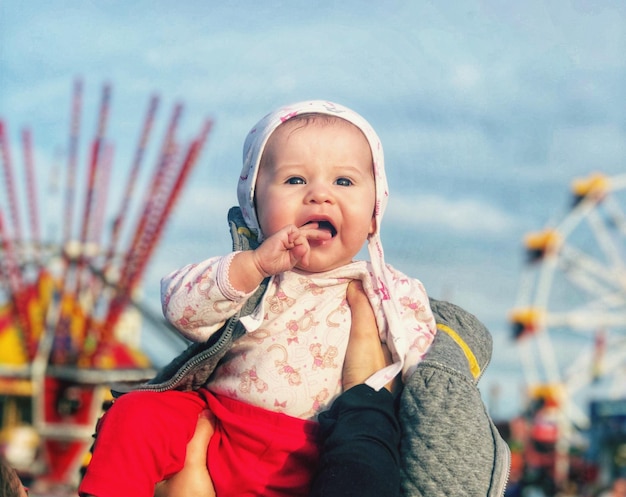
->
xmin=237 ymin=100 xmax=388 ymax=246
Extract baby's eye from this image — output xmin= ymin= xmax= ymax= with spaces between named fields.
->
xmin=286 ymin=177 xmax=305 ymax=185
xmin=335 ymin=177 xmax=353 ymax=187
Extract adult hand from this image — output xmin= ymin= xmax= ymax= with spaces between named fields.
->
xmin=154 ymin=410 xmax=216 ymax=497
xmin=343 ymin=280 xmax=395 ymax=392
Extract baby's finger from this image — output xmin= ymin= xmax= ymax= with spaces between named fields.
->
xmin=300 ymin=223 xmax=333 ymax=241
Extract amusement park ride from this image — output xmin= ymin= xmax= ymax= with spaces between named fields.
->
xmin=0 ymin=80 xmax=212 ymax=490
xmin=510 ymin=173 xmax=626 ymax=486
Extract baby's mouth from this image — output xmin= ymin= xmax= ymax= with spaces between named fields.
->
xmin=305 ymin=220 xmax=337 ymax=237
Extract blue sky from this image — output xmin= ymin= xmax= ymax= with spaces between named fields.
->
xmin=1 ymin=1 xmax=625 ymax=418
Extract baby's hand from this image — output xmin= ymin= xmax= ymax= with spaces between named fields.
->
xmin=253 ymin=223 xmax=331 ymax=275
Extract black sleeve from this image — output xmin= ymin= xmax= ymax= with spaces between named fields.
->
xmin=310 ymin=384 xmax=400 ymax=497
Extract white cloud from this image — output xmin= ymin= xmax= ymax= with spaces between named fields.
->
xmin=386 ymin=192 xmax=517 ymax=238
xmin=451 ymin=63 xmax=482 ymax=91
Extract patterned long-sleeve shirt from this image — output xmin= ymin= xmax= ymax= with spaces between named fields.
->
xmin=161 ymin=254 xmax=435 ymax=420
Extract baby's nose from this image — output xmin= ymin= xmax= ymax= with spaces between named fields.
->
xmin=305 ymin=183 xmax=335 ymax=203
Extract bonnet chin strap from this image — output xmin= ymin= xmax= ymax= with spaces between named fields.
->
xmin=363 ymin=232 xmax=405 ymax=391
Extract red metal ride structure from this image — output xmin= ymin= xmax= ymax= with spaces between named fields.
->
xmin=0 ymin=80 xmax=213 ymax=491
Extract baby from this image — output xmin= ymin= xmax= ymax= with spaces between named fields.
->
xmin=79 ymin=101 xmax=436 ymax=497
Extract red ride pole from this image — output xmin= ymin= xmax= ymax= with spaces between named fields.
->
xmin=123 ymin=102 xmax=182 ymax=274
xmin=103 ymin=94 xmax=159 ymax=274
xmin=60 ymin=79 xmax=83 ymax=295
xmin=129 ymin=120 xmax=214 ymax=289
xmin=63 ymin=79 xmax=83 ymax=247
xmin=101 ymin=119 xmax=213 ymax=341
xmin=74 ymin=83 xmax=111 ymax=297
xmin=0 ymin=208 xmax=23 ymax=293
xmin=91 ymin=143 xmax=114 ymax=248
xmin=22 ymin=128 xmax=42 ymax=260
xmin=0 ymin=120 xmax=23 ymax=243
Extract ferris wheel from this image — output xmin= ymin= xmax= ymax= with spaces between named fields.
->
xmin=510 ymin=172 xmax=626 ymax=475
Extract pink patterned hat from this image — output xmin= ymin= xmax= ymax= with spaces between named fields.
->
xmin=237 ymin=100 xmax=388 ymax=245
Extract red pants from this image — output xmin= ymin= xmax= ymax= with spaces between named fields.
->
xmin=79 ymin=389 xmax=320 ymax=497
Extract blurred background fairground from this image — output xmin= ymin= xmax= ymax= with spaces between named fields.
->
xmin=1 ymin=2 xmax=626 ymax=496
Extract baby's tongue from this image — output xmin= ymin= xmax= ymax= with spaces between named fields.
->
xmin=316 ymin=221 xmax=336 ymax=237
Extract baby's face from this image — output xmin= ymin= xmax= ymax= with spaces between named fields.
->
xmin=255 ymin=117 xmax=376 ymax=272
